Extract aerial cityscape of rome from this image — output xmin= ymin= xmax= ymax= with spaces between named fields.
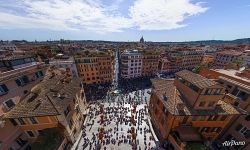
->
xmin=0 ymin=0 xmax=250 ymax=150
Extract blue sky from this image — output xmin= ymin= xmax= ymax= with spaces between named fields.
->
xmin=0 ymin=0 xmax=249 ymax=42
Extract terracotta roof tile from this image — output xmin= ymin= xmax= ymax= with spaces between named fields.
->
xmin=176 ymin=70 xmax=218 ymax=89
xmin=4 ymin=69 xmax=82 ymax=118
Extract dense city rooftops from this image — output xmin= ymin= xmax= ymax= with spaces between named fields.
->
xmin=176 ymin=70 xmax=218 ymax=89
xmin=74 ymin=50 xmax=111 ymax=58
xmin=216 ymin=50 xmax=243 ymax=56
xmin=0 ymin=55 xmax=34 ymax=61
xmin=151 ymin=79 xmax=243 ymax=116
xmin=4 ymin=67 xmax=82 ymax=118
xmin=122 ymin=49 xmax=160 ymax=55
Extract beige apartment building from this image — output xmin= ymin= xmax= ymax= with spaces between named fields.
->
xmin=142 ymin=51 xmax=160 ymax=77
xmin=0 ymin=56 xmax=47 ymax=150
xmin=74 ymin=50 xmax=113 ymax=84
xmin=214 ymin=50 xmax=244 ymax=68
xmin=158 ymin=49 xmax=204 ymax=74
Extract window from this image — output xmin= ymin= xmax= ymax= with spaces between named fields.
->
xmin=26 ymin=131 xmax=35 ymax=137
xmin=15 ymin=75 xmax=29 ymax=86
xmin=245 ymin=115 xmax=250 ymax=121
xmin=163 ymin=108 xmax=168 ymax=115
xmin=199 ymin=101 xmax=206 ymax=107
xmin=29 ymin=117 xmax=38 ymax=124
xmin=189 ymin=84 xmax=199 ymax=92
xmin=18 ymin=118 xmax=26 ymax=125
xmin=214 ymin=89 xmax=221 ymax=95
xmin=201 ymin=127 xmax=208 ymax=132
xmin=76 ymin=106 xmax=80 ymax=114
xmin=208 ymin=116 xmax=218 ymax=121
xmin=227 ymin=85 xmax=232 ymax=89
xmin=182 ymin=116 xmax=188 ymax=124
xmin=238 ymin=91 xmax=249 ymax=101
xmin=239 ymin=126 xmax=249 ymax=136
xmin=38 ymin=130 xmax=44 ymax=136
xmin=69 ymin=119 xmax=73 ymax=129
xmin=157 ymin=99 xmax=160 ymax=105
xmin=234 ymin=101 xmax=239 ymax=107
xmin=4 ymin=99 xmax=15 ymax=109
xmin=10 ymin=119 xmax=18 ymax=126
xmin=35 ymin=71 xmax=44 ymax=78
xmin=0 ymin=84 xmax=9 ymax=95
xmin=73 ymin=128 xmax=77 ymax=135
xmin=205 ymin=89 xmax=213 ymax=95
xmin=64 ymin=105 xmax=71 ymax=117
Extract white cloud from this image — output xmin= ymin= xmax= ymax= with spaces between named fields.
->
xmin=0 ymin=0 xmax=208 ymax=33
xmin=129 ymin=0 xmax=208 ymax=30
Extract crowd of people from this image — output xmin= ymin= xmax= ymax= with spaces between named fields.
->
xmin=78 ymin=89 xmax=157 ymax=150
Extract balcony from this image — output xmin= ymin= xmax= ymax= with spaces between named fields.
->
xmin=15 ymin=133 xmax=29 ymax=149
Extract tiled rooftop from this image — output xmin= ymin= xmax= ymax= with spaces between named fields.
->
xmin=4 ymin=68 xmax=82 ymax=118
xmin=176 ymin=70 xmax=218 ymax=89
xmin=216 ymin=50 xmax=243 ymax=56
xmin=151 ymin=79 xmax=242 ymax=116
xmin=0 ymin=55 xmax=34 ymax=61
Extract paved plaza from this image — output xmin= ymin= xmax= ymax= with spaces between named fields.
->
xmin=74 ymin=89 xmax=158 ymax=150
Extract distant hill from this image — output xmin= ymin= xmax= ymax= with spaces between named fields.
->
xmin=159 ymin=38 xmax=250 ymax=45
xmin=5 ymin=38 xmax=250 ymax=45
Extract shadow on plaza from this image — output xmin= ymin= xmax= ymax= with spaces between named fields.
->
xmin=84 ymin=83 xmax=112 ymax=101
xmin=118 ymin=77 xmax=153 ymax=93
xmin=83 ymin=77 xmax=154 ymax=102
